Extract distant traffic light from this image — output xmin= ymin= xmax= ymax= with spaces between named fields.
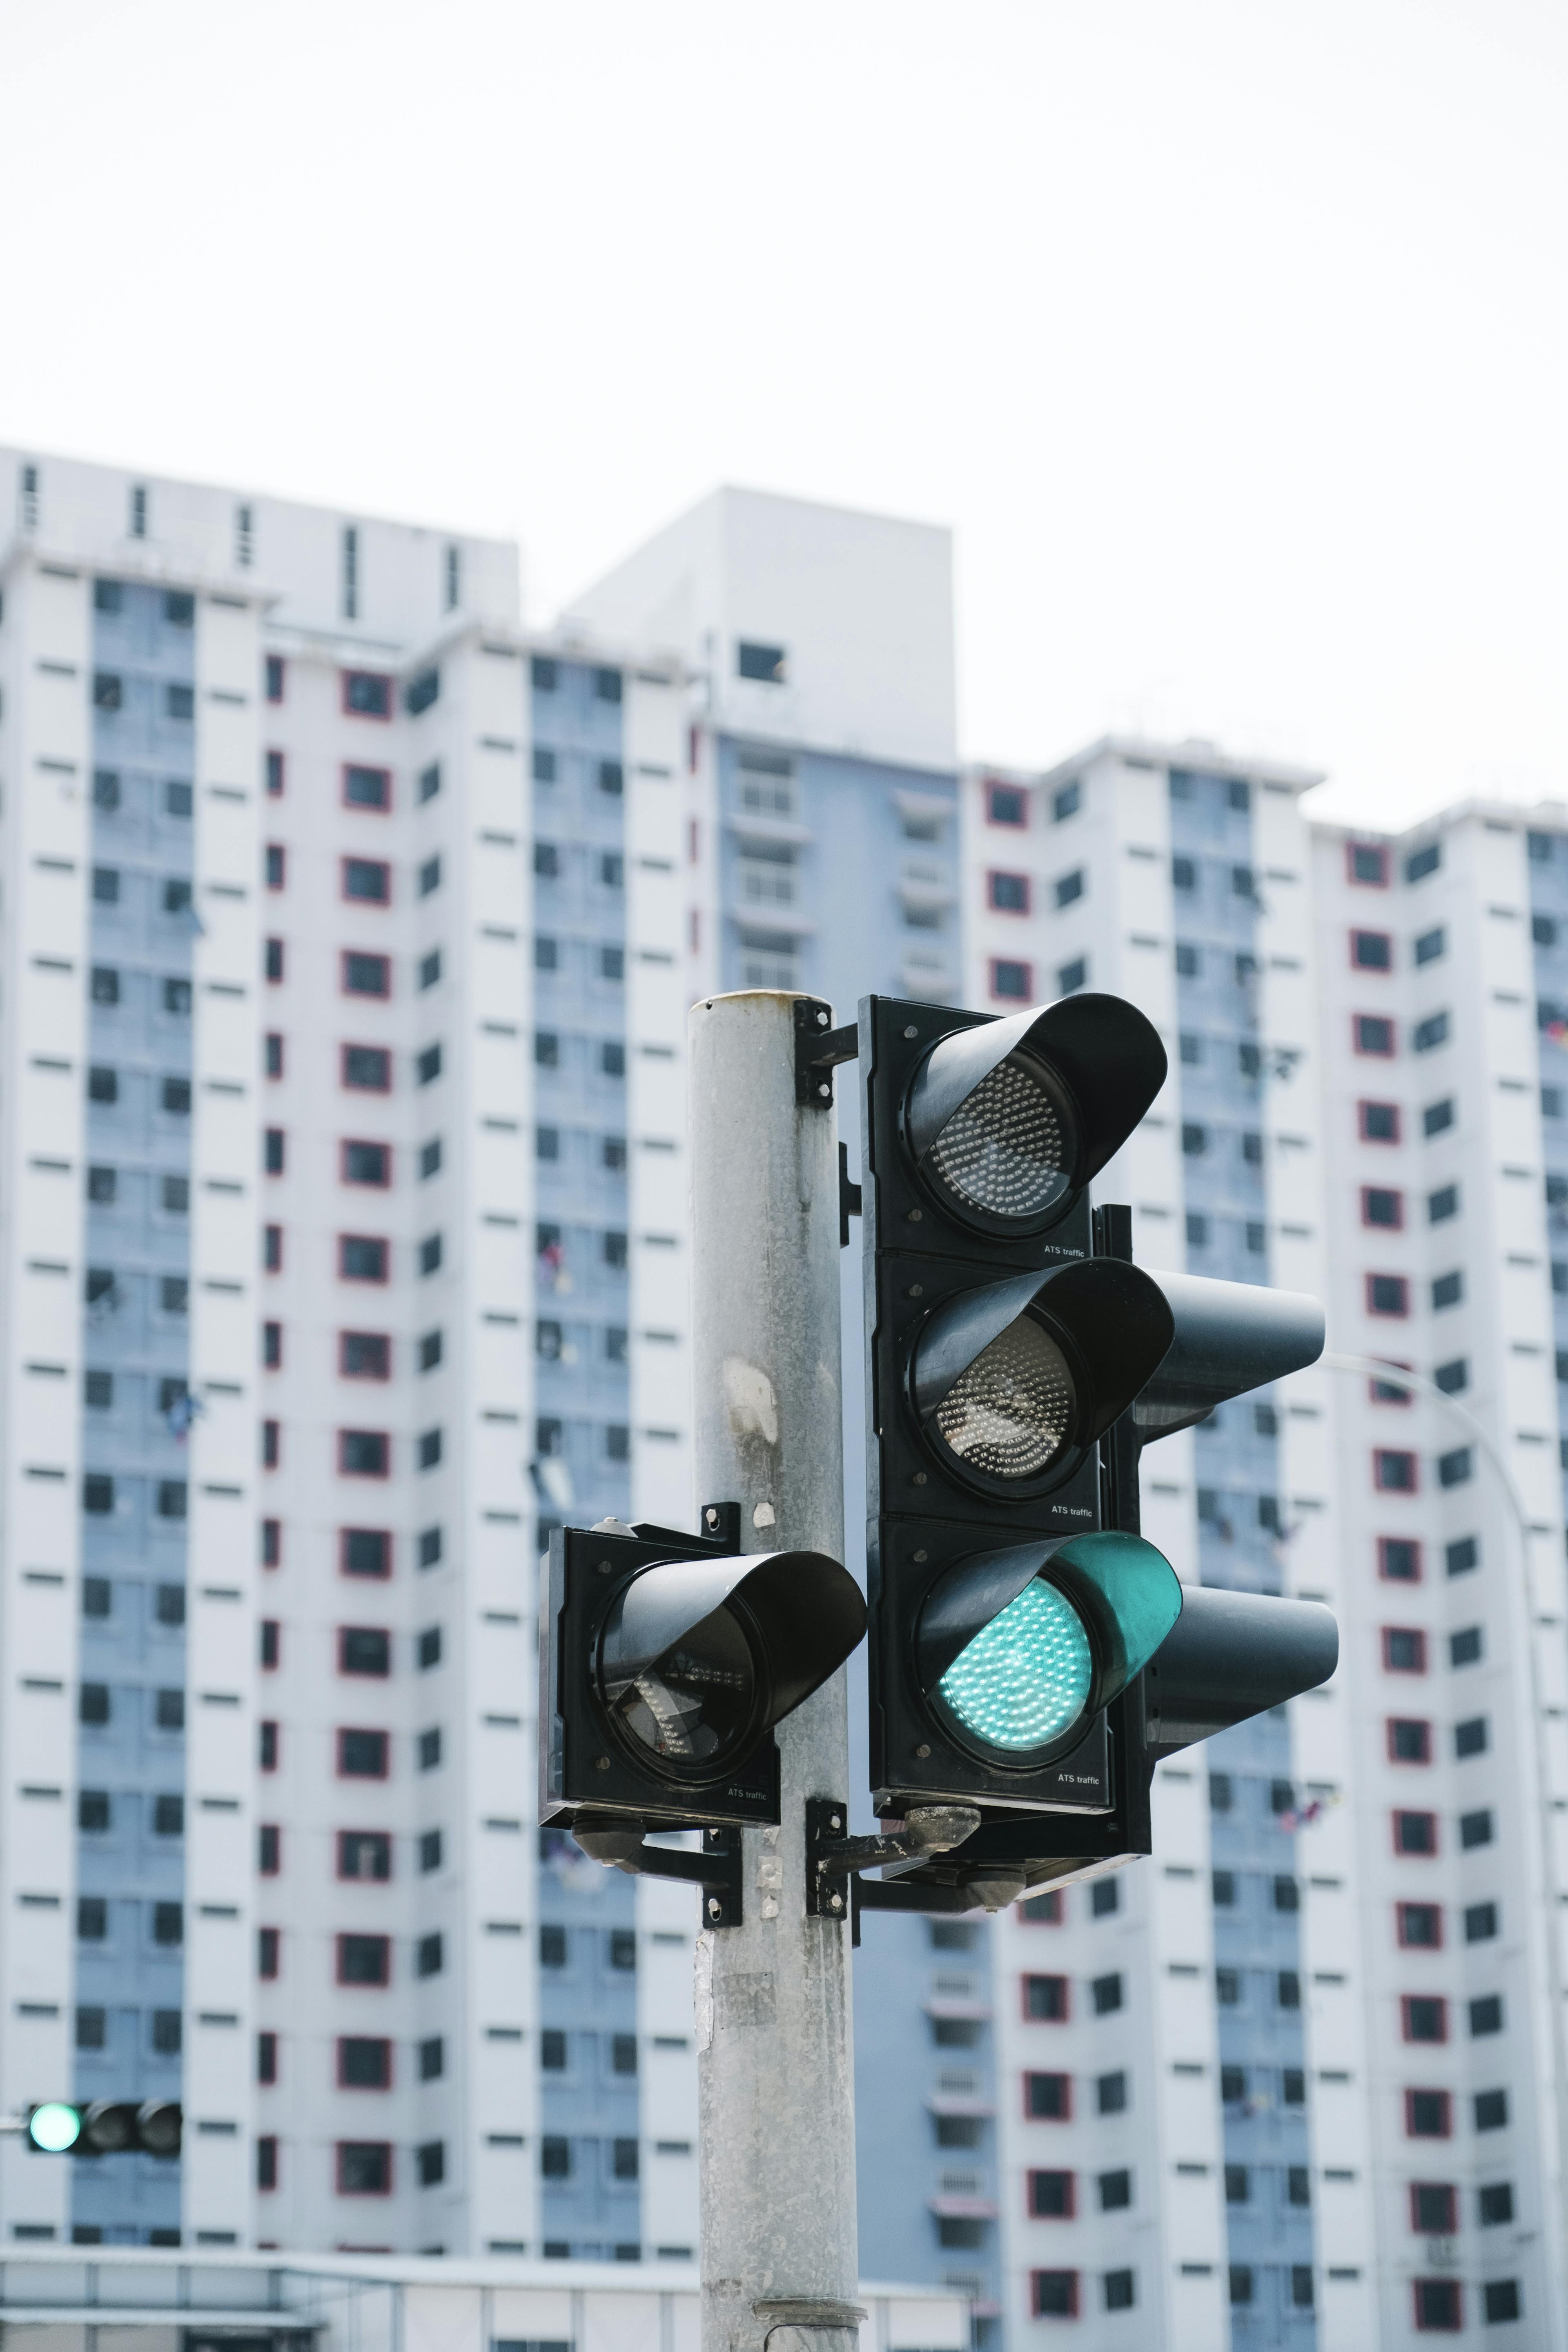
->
xmin=856 ymin=991 xmax=1336 ymax=1913
xmin=26 ymin=2101 xmax=181 ymax=2156
xmin=541 ymin=1516 xmax=866 ymax=1833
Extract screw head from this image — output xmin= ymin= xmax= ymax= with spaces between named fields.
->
xmin=598 ymin=1561 xmax=612 ymax=1575
xmin=915 ymin=1744 xmax=931 ymax=1759
xmin=705 ymin=1508 xmax=718 ymax=1527
xmin=817 ymin=1009 xmax=829 ymax=1027
xmin=707 ymin=1898 xmax=722 ymax=1919
xmin=906 ymin=1207 xmax=923 ymax=1223
xmin=830 ymin=1814 xmax=842 ymax=1831
xmin=907 ymin=1283 xmax=924 ymax=1298
xmin=903 ymin=1025 xmax=919 ymax=1040
xmin=595 ymin=1755 xmax=611 ymax=1771
xmin=818 ymin=1082 xmax=831 ymax=1099
xmin=829 ymin=1892 xmax=843 ymax=1912
xmin=913 ymin=1548 xmax=928 ymax=1563
xmin=913 ymin=1472 xmax=928 ymax=1486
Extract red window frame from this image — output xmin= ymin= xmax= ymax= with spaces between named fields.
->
xmin=1401 ymin=1994 xmax=1449 ymax=2045
xmin=1396 ymin=1901 xmax=1443 ymax=1950
xmin=1030 ymin=2273 xmax=1079 ymax=2321
xmin=1022 ymin=2072 xmax=1071 ymax=2122
xmin=1412 ymin=2278 xmax=1462 ymax=2332
xmin=337 ymin=1626 xmax=392 ymax=1678
xmin=1393 ymin=1811 xmax=1438 ymax=1858
xmin=261 ymin=1619 xmax=280 ymax=1669
xmin=341 ymin=951 xmax=392 ymax=999
xmin=338 ymin=1234 xmax=390 ymax=1284
xmin=1374 ymin=1450 xmax=1418 ymax=1493
xmin=986 ymin=781 xmax=1029 ymax=828
xmin=341 ymin=857 xmax=391 ymax=907
xmin=1026 ymin=2169 xmax=1076 ymax=2220
xmin=264 ymin=1224 xmax=283 ymax=1272
xmin=1021 ymin=1974 xmax=1069 ymax=2023
xmin=990 ymin=958 xmax=1033 ymax=1004
xmin=341 ymin=1140 xmax=392 ymax=1189
xmin=265 ymin=656 xmax=285 ymax=706
xmin=261 ymin=1519 xmax=281 ymax=1569
xmin=341 ymin=1044 xmax=392 ymax=1094
xmin=1346 ymin=841 xmax=1389 ymax=887
xmin=337 ymin=1829 xmax=393 ymax=1881
xmin=1387 ymin=1718 xmax=1432 ymax=1765
xmin=257 ymin=2134 xmax=278 ymax=2189
xmin=258 ymin=1926 xmax=280 ymax=1979
xmin=1408 ymin=2183 xmax=1457 ymax=2235
xmin=339 ymin=1527 xmax=392 ymax=1580
xmin=258 ymin=1824 xmax=281 ymax=1875
xmin=1018 ymin=1889 xmax=1063 ymax=1925
xmin=265 ymin=748 xmax=285 ymax=797
xmin=1379 ymin=1537 xmax=1423 ymax=1582
xmin=334 ymin=2139 xmax=394 ymax=2196
xmin=1358 ymin=1098 xmax=1402 ymax=1143
xmin=338 ymin=1429 xmax=390 ymax=1478
xmin=337 ymin=2036 xmax=393 ymax=2090
xmin=1404 ymin=2088 xmax=1452 ymax=2139
xmin=1354 ymin=1014 xmax=1396 ymax=1056
xmin=261 ymin=1419 xmax=280 ymax=1470
xmin=1361 ymin=1187 xmax=1405 ymax=1230
xmin=265 ymin=937 xmax=285 ymax=984
xmin=1365 ymin=1273 xmax=1410 ymax=1316
xmin=339 ymin=1331 xmax=392 ymax=1381
xmin=987 ymin=869 xmax=1031 ymax=915
xmin=259 ymin=1719 xmax=279 ymax=1773
xmin=265 ymin=843 xmax=286 ymax=892
xmin=342 ymin=763 xmax=392 ymax=812
xmin=1383 ymin=1626 xmax=1428 ymax=1673
xmin=1350 ymin=929 xmax=1393 ymax=971
xmin=341 ymin=670 xmax=393 ymax=721
xmin=336 ymin=1727 xmax=390 ymax=1780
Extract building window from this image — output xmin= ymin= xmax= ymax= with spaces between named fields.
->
xmin=1388 ymin=1718 xmax=1432 ymax=1764
xmin=1027 ymin=2170 xmax=1075 ymax=2218
xmin=990 ymin=958 xmax=1032 ymax=1002
xmin=342 ymin=670 xmax=394 ymax=720
xmin=1031 ymin=2274 xmax=1078 ymax=2320
xmin=1398 ymin=1902 xmax=1442 ymax=1949
xmin=1384 ymin=1627 xmax=1427 ymax=1672
xmin=342 ymin=1141 xmax=391 ymax=1187
xmin=1393 ymin=1811 xmax=1437 ymax=1857
xmin=1347 ymin=842 xmax=1389 ymax=886
xmin=1406 ymin=841 xmax=1442 ymax=882
xmin=1090 ymin=1973 xmax=1122 ymax=2016
xmin=343 ymin=764 xmax=392 ymax=812
xmin=339 ymin=1430 xmax=390 ymax=1477
xmin=1374 ymin=1450 xmax=1417 ymax=1492
xmin=339 ymin=1831 xmax=392 ymax=1882
xmin=1359 ymin=1100 xmax=1400 ymax=1142
xmin=987 ymin=871 xmax=1030 ymax=913
xmin=1366 ymin=1273 xmax=1409 ymax=1315
xmin=1355 ymin=1015 xmax=1396 ymax=1055
xmin=341 ymin=1528 xmax=391 ymax=1579
xmin=336 ymin=2141 xmax=392 ymax=2195
xmin=340 ymin=1332 xmax=391 ymax=1381
xmin=265 ymin=655 xmax=285 ymax=703
xmin=342 ymin=858 xmax=391 ymax=906
xmin=1406 ymin=2089 xmax=1452 ymax=2138
xmin=1055 ymin=870 xmax=1084 ymax=909
xmin=986 ymin=782 xmax=1027 ymax=827
xmin=1412 ymin=1011 xmax=1450 ymax=1053
xmin=1379 ymin=1538 xmax=1421 ymax=1581
xmin=1402 ymin=1996 xmax=1448 ymax=2043
xmin=265 ymin=844 xmax=286 ymax=891
xmin=1024 ymin=2072 xmax=1070 ymax=2120
xmin=1412 ymin=2279 xmax=1461 ymax=2331
xmin=1352 ymin=930 xmax=1392 ymax=970
xmin=1023 ymin=1975 xmax=1068 ymax=2021
xmin=1423 ymin=1096 xmax=1455 ymax=1136
xmin=736 ymin=641 xmax=786 ymax=683
xmin=337 ymin=1728 xmax=389 ymax=1778
xmin=1362 ymin=1187 xmax=1403 ymax=1228
xmin=339 ymin=1235 xmax=389 ymax=1282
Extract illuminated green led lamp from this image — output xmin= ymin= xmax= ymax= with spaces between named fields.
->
xmin=27 ymin=2103 xmax=82 ymax=2154
xmin=921 ymin=1530 xmax=1183 ymax=1771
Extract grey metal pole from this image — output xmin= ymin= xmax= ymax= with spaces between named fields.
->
xmin=687 ymin=991 xmax=860 ymax=2352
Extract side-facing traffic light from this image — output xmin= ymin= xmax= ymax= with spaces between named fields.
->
xmin=26 ymin=2101 xmax=181 ymax=2156
xmin=540 ymin=1515 xmax=866 ymax=1833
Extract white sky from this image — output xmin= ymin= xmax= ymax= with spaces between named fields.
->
xmin=2 ymin=0 xmax=1565 ymax=828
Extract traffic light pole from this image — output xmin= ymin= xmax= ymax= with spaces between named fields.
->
xmin=688 ymin=991 xmax=862 ymax=2352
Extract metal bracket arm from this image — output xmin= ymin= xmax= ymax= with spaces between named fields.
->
xmin=572 ymin=1820 xmax=743 ymax=1927
xmin=794 ymin=998 xmax=860 ymax=1108
xmin=805 ymin=1797 xmax=980 ymax=1916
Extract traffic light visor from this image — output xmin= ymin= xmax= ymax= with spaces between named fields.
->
xmin=598 ymin=1549 xmax=865 ymax=1786
xmin=918 ymin=1531 xmax=1183 ymax=1768
xmin=912 ymin=1259 xmax=1175 ymax=1497
xmin=27 ymin=2103 xmax=81 ymax=2153
xmin=904 ymin=994 xmax=1167 ymax=1236
xmin=136 ymin=2100 xmax=182 ymax=2158
xmin=1133 ymin=1272 xmax=1325 ymax=1439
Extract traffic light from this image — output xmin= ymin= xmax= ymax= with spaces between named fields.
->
xmin=26 ymin=2101 xmax=181 ymax=2156
xmin=540 ymin=1514 xmax=866 ymax=1835
xmin=855 ymin=991 xmax=1335 ymax=1912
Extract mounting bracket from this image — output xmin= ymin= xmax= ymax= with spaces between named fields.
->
xmin=793 ymin=998 xmax=859 ymax=1109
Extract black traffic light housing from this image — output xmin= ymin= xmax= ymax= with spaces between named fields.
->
xmin=539 ymin=1514 xmax=866 ymax=1835
xmin=26 ymin=2100 xmax=181 ymax=2156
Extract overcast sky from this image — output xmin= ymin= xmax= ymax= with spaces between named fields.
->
xmin=3 ymin=0 xmax=1564 ymax=827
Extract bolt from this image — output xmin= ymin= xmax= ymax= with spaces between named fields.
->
xmin=598 ymin=1561 xmax=612 ymax=1575
xmin=913 ymin=1472 xmax=928 ymax=1486
xmin=915 ymin=1744 xmax=931 ymax=1759
xmin=907 ymin=1283 xmax=924 ymax=1297
xmin=830 ymin=1814 xmax=842 ymax=1831
xmin=817 ymin=1009 xmax=829 ymax=1027
xmin=707 ymin=1898 xmax=722 ymax=1919
xmin=913 ymin=1548 xmax=928 ymax=1563
xmin=706 ymin=1509 xmax=718 ymax=1527
xmin=818 ymin=1082 xmax=831 ymax=1099
xmin=830 ymin=1893 xmax=843 ymax=1912
xmin=595 ymin=1755 xmax=611 ymax=1771
xmin=903 ymin=1025 xmax=918 ymax=1040
xmin=906 ymin=1207 xmax=923 ymax=1223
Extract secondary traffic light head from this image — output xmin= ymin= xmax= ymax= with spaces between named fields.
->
xmin=27 ymin=2100 xmax=181 ymax=2156
xmin=1145 ymin=1586 xmax=1339 ymax=1758
xmin=541 ymin=1519 xmax=866 ymax=1831
xmin=902 ymin=993 xmax=1167 ymax=1239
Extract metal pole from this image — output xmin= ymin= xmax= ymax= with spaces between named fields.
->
xmin=687 ymin=991 xmax=860 ymax=2352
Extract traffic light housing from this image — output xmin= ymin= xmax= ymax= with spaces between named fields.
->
xmin=26 ymin=2101 xmax=181 ymax=2156
xmin=857 ymin=991 xmax=1336 ymax=1909
xmin=539 ymin=1515 xmax=866 ymax=1834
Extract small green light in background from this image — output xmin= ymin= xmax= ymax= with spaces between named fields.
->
xmin=28 ymin=2103 xmax=81 ymax=2153
xmin=937 ymin=1577 xmax=1092 ymax=1753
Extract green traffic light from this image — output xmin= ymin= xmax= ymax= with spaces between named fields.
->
xmin=936 ymin=1578 xmax=1093 ymax=1753
xmin=28 ymin=2103 xmax=81 ymax=2153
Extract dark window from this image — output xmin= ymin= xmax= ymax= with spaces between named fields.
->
xmin=339 ymin=1430 xmax=389 ymax=1477
xmin=339 ymin=1831 xmax=392 ymax=1882
xmin=1385 ymin=1627 xmax=1426 ymax=1671
xmin=1389 ymin=1719 xmax=1432 ymax=1764
xmin=343 ymin=952 xmax=391 ymax=998
xmin=342 ymin=858 xmax=390 ymax=904
xmin=265 ymin=656 xmax=285 ymax=703
xmin=1406 ymin=841 xmax=1441 ymax=882
xmin=341 ymin=1528 xmax=391 ymax=1579
xmin=417 ymin=1931 xmax=443 ymax=1977
xmin=1380 ymin=1537 xmax=1421 ymax=1582
xmin=258 ymin=1926 xmax=279 ymax=1978
xmin=1412 ymin=1012 xmax=1450 ymax=1052
xmin=417 ymin=2140 xmax=445 ymax=2187
xmin=1363 ymin=1187 xmax=1403 ymax=1228
xmin=343 ymin=671 xmax=392 ymax=718
xmin=1024 ymin=1975 xmax=1068 ymax=2021
xmin=1024 ymin=2072 xmax=1070 ymax=2119
xmin=337 ymin=1934 xmax=390 ymax=1986
xmin=1460 ymin=1809 xmax=1494 ymax=1850
xmin=1055 ymin=869 xmax=1084 ymax=908
xmin=1367 ymin=1273 xmax=1409 ymax=1315
xmin=1423 ymin=1096 xmax=1454 ymax=1136
xmin=1356 ymin=1015 xmax=1395 ymax=1054
xmin=342 ymin=1140 xmax=391 ymax=1187
xmin=1352 ymin=930 xmax=1392 ymax=970
xmin=339 ymin=2037 xmax=392 ymax=2089
xmin=988 ymin=871 xmax=1029 ymax=913
xmin=541 ymin=2136 xmax=571 ymax=2179
xmin=1375 ymin=1450 xmax=1417 ymax=1492
xmin=987 ymin=782 xmax=1027 ymax=826
xmin=1361 ymin=1100 xmax=1400 ymax=1141
xmin=1031 ymin=2274 xmax=1078 ymax=2320
xmin=1447 ymin=1536 xmax=1479 ymax=1577
xmin=1438 ymin=1446 xmax=1472 ymax=1488
xmin=338 ymin=1728 xmax=388 ymax=1777
xmin=337 ymin=2141 xmax=392 ymax=2194
xmin=1474 ymin=2089 xmax=1508 ymax=2131
xmin=1403 ymin=1996 xmax=1448 ymax=2043
xmin=340 ymin=1235 xmax=389 ymax=1281
xmin=1394 ymin=1812 xmax=1437 ymax=1856
xmin=152 ymin=1902 xmax=183 ymax=1945
xmin=1469 ymin=1994 xmax=1503 ymax=2036
xmin=1028 ymin=2169 xmax=1074 ymax=2218
xmin=343 ymin=1045 xmax=391 ymax=1091
xmin=340 ymin=1626 xmax=391 ymax=1676
xmin=1483 ymin=2283 xmax=1521 ymax=2325
xmin=416 ymin=1043 xmax=443 ymax=1084
xmin=737 ymin=641 xmax=786 ymax=683
xmin=1478 ymin=2183 xmax=1513 ymax=2225
xmin=1090 ymin=1973 xmax=1122 ymax=2016
xmin=1413 ymin=2278 xmax=1461 ymax=2330
xmin=1406 ymin=2089 xmax=1452 ymax=2137
xmin=1432 ymin=1270 xmax=1463 ymax=1309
